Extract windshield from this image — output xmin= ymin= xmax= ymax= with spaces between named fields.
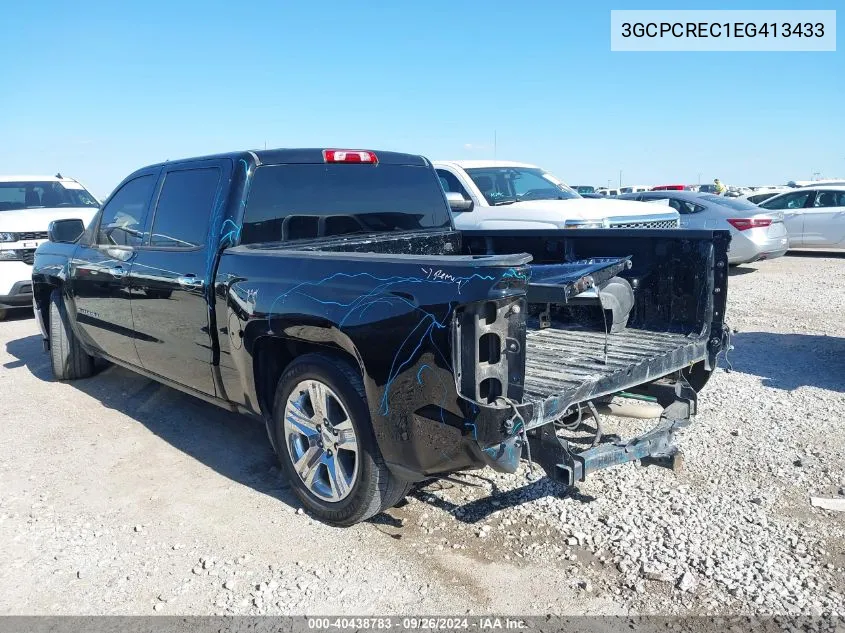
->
xmin=573 ymin=185 xmax=595 ymax=194
xmin=465 ymin=167 xmax=580 ymax=205
xmin=700 ymin=194 xmax=760 ymax=211
xmin=0 ymin=181 xmax=99 ymax=211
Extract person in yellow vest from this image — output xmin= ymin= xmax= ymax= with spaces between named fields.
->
xmin=713 ymin=178 xmax=727 ymax=195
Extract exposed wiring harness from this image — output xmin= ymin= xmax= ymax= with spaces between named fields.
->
xmin=722 ymin=326 xmax=734 ymax=373
xmin=497 ymin=396 xmax=538 ymax=482
xmin=554 ymin=400 xmax=604 ymax=447
xmin=556 ymin=405 xmax=583 ymax=431
xmin=585 ymin=400 xmax=604 ymax=447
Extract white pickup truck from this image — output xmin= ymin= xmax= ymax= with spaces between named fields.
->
xmin=0 ymin=175 xmax=99 ymax=319
xmin=433 ymin=160 xmax=679 ymax=230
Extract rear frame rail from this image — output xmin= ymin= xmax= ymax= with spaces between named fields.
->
xmin=528 ymin=373 xmax=697 ymax=486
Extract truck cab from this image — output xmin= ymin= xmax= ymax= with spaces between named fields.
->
xmin=433 ymin=161 xmax=679 ymax=230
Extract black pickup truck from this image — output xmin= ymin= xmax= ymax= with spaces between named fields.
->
xmin=32 ymin=148 xmax=729 ymax=526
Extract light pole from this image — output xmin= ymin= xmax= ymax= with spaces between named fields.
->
xmin=698 ymin=173 xmax=702 ymax=185
xmin=618 ymin=170 xmax=622 ymax=188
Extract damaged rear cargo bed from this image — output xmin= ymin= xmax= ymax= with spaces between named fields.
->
xmin=457 ymin=228 xmax=731 ymax=486
xmin=523 ymin=326 xmax=706 ymax=427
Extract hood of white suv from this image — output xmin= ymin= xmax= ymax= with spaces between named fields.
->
xmin=453 ymin=198 xmax=679 ymax=230
xmin=507 ymin=198 xmax=676 ymax=222
xmin=0 ymin=207 xmax=98 ymax=233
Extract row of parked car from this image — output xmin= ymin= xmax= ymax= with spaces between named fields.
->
xmin=611 ymin=184 xmax=845 ymax=261
xmin=433 ymin=161 xmax=843 ymax=265
xmin=2 ymin=158 xmax=843 ymax=320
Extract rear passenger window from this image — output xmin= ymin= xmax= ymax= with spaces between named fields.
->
xmin=149 ymin=168 xmax=220 ymax=248
xmin=763 ymin=191 xmax=811 ymax=210
xmin=813 ymin=191 xmax=844 ymax=208
xmin=97 ymin=175 xmax=156 ymax=247
xmin=672 ymin=200 xmax=704 ymax=214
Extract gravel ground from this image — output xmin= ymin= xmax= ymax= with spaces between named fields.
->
xmin=0 ymin=252 xmax=843 ymax=616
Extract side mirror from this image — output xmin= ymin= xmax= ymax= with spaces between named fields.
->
xmin=48 ymin=219 xmax=85 ymax=243
xmin=446 ymin=191 xmax=473 ymax=212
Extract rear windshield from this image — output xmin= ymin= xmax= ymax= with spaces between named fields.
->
xmin=700 ymin=195 xmax=759 ymax=211
xmin=0 ymin=181 xmax=99 ymax=211
xmin=241 ymin=164 xmax=452 ymax=244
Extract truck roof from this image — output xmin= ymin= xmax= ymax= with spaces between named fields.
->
xmin=433 ymin=160 xmax=540 ymax=170
xmin=141 ymin=148 xmax=431 ymax=170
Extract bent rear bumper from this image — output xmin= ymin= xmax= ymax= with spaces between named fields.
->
xmin=475 ymin=374 xmax=697 ymax=486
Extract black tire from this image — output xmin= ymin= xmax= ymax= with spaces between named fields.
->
xmin=49 ymin=289 xmax=94 ymax=380
xmin=272 ymin=353 xmax=409 ymax=526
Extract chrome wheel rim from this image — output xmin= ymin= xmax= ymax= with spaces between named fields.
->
xmin=284 ymin=379 xmax=359 ymax=502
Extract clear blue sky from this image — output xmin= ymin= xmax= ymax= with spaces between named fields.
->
xmin=1 ymin=0 xmax=842 ymax=197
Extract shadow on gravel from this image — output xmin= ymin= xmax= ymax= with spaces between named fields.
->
xmin=5 ymin=334 xmax=296 ymax=506
xmin=786 ymin=249 xmax=845 ymax=259
xmin=728 ymin=266 xmax=757 ymax=277
xmin=410 ymin=473 xmax=596 ymax=524
xmin=729 ymin=331 xmax=845 ymax=392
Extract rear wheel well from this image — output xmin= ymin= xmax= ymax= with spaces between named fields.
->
xmin=253 ymin=337 xmax=362 ymax=419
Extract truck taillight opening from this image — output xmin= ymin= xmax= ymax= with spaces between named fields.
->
xmin=323 ymin=149 xmax=378 ymax=164
xmin=727 ymin=218 xmax=773 ymax=231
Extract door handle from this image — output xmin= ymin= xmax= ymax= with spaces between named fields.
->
xmin=177 ymin=274 xmax=205 ymax=289
xmin=108 ymin=266 xmax=127 ymax=278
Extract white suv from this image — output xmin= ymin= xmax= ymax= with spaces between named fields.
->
xmin=433 ymin=161 xmax=679 ymax=230
xmin=0 ymin=175 xmax=99 ymax=319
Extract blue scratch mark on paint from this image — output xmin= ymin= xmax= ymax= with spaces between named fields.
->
xmin=265 ymin=271 xmax=495 ymax=329
xmin=259 ymin=269 xmax=497 ymax=416
xmin=220 ymin=219 xmax=242 ymax=247
xmin=380 ymin=308 xmax=449 ymax=416
xmin=416 ymin=364 xmax=431 ymax=384
xmin=206 ymin=158 xmax=251 ymax=287
xmin=501 ymin=267 xmax=530 ymax=281
xmin=483 ymin=440 xmax=521 ymax=469
xmin=502 ymin=268 xmax=528 ymax=280
xmin=416 ymin=363 xmax=450 ymax=425
xmin=463 ymin=422 xmax=478 ymax=441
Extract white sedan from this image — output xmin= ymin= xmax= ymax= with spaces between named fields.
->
xmin=758 ymin=186 xmax=845 ymax=249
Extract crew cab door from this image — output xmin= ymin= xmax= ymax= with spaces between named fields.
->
xmin=127 ymin=160 xmax=227 ymax=395
xmin=803 ymin=190 xmax=845 ymax=247
xmin=69 ymin=171 xmax=159 ymax=363
xmin=761 ymin=190 xmax=814 ymax=247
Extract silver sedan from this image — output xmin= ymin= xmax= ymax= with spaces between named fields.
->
xmin=616 ymin=191 xmax=789 ymax=264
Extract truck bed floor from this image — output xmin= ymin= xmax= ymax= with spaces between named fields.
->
xmin=522 ymin=325 xmax=706 ymax=421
